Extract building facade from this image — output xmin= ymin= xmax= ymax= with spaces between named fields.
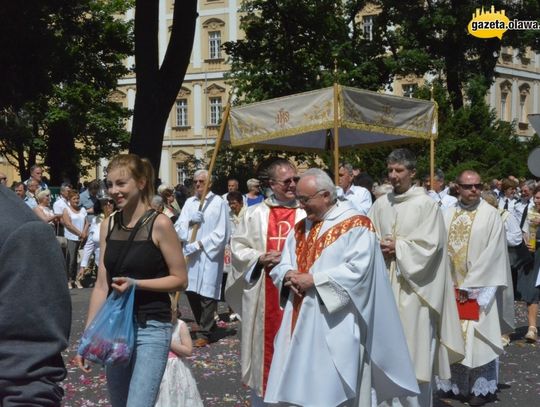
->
xmin=116 ymin=0 xmax=240 ymax=185
xmin=4 ymin=1 xmax=537 ymax=186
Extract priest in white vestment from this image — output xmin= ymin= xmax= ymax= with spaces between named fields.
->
xmin=265 ymin=169 xmax=419 ymax=407
xmin=437 ymin=170 xmax=514 ymax=407
xmin=368 ymin=149 xmax=464 ymax=407
xmin=175 ymin=169 xmax=230 ymax=347
xmin=226 ymin=159 xmax=305 ymax=405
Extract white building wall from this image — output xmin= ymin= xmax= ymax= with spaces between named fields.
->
xmin=160 ymin=149 xmax=170 ymax=184
xmin=193 ymin=83 xmax=203 ymax=136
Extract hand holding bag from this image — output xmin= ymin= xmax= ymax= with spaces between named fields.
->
xmin=78 ymin=285 xmax=136 ymax=365
xmin=77 ymin=209 xmax=155 ymax=366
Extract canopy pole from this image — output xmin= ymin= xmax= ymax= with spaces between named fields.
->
xmin=333 ymin=82 xmax=340 ymax=185
xmin=430 ymin=136 xmax=435 ymax=188
xmin=429 ymin=85 xmax=436 ymax=188
xmin=190 ymin=91 xmax=232 ymax=243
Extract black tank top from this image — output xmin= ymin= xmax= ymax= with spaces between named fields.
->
xmin=104 ymin=210 xmax=171 ymax=323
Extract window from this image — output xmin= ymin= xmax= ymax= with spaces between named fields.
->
xmin=176 ymin=163 xmax=187 ymax=185
xmin=362 ymin=16 xmax=374 ymax=41
xmin=175 ymin=99 xmax=188 ymax=127
xmin=209 ymin=97 xmax=222 ymax=125
xmin=500 ymin=92 xmax=508 ymax=121
xmin=209 ymin=31 xmax=221 ymax=59
xmin=402 ymin=84 xmax=417 ymax=98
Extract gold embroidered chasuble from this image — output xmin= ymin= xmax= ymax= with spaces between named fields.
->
xmin=444 ymin=200 xmax=515 ymax=368
xmin=447 ymin=208 xmax=477 ymax=287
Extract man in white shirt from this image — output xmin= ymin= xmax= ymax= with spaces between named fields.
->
xmin=222 ymin=178 xmax=239 ymax=199
xmin=337 ymin=162 xmax=372 ymax=214
xmin=514 ymin=179 xmax=536 ymax=228
xmin=79 ymin=180 xmax=99 ymax=222
xmin=222 ymin=178 xmax=247 ymax=206
xmin=53 ymin=183 xmax=72 ymax=240
xmin=24 ymin=179 xmax=39 ymax=209
xmin=53 ymin=183 xmax=71 ymax=216
xmin=175 ymin=169 xmax=230 ymax=347
xmin=491 ymin=178 xmax=502 ymax=199
xmin=24 ymin=165 xmax=48 ymax=191
xmin=498 ymin=178 xmax=518 ymax=217
xmin=425 ymin=169 xmax=458 ymax=211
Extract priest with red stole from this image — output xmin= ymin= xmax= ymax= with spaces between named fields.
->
xmin=227 ymin=159 xmax=305 ymax=406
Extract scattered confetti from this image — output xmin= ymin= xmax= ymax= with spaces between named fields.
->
xmin=63 ymin=290 xmax=540 ymax=406
xmin=63 ymin=290 xmax=249 ymax=406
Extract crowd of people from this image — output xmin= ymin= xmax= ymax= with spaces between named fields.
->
xmin=1 ymin=148 xmax=540 ymax=407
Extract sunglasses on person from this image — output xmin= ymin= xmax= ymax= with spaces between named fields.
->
xmin=458 ymin=183 xmax=483 ymax=190
xmin=272 ymin=176 xmax=300 ymax=186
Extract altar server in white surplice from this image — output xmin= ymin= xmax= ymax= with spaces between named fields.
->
xmin=174 ymin=169 xmax=230 ymax=347
xmin=264 ymin=169 xmax=419 ymax=407
xmin=368 ymin=148 xmax=464 ymax=407
xmin=226 ymin=159 xmax=305 ymax=406
xmin=437 ymin=170 xmax=514 ymax=407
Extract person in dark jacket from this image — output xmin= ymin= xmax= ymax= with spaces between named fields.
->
xmin=0 ymin=184 xmax=71 ymax=406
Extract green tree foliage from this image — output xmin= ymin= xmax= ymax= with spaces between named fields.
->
xmin=222 ymin=0 xmax=540 ymax=182
xmin=424 ymin=78 xmax=539 ymax=181
xmin=0 ymin=0 xmax=133 ymax=184
xmin=377 ymin=0 xmax=540 ymax=111
xmin=224 ymin=0 xmax=390 ymax=103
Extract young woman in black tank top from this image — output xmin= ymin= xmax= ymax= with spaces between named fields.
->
xmin=75 ymin=154 xmax=187 ymax=407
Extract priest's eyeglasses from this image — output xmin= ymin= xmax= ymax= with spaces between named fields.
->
xmin=273 ymin=176 xmax=300 ymax=186
xmin=297 ymin=190 xmax=325 ymax=204
xmin=458 ymin=183 xmax=482 ymax=190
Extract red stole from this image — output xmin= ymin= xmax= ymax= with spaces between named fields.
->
xmin=263 ymin=206 xmax=296 ymax=394
xmin=291 ymin=215 xmax=375 ymax=333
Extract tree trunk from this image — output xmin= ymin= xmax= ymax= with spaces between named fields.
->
xmin=446 ymin=56 xmax=463 ymax=112
xmin=46 ymin=119 xmax=79 ymax=186
xmin=130 ymin=0 xmax=198 ymax=175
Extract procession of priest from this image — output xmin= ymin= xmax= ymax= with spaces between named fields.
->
xmin=4 ymin=147 xmax=540 ymax=407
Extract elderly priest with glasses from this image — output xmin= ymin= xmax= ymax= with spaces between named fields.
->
xmin=264 ymin=168 xmax=419 ymax=407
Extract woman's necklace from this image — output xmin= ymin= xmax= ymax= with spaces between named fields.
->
xmin=120 ymin=207 xmax=152 ymax=230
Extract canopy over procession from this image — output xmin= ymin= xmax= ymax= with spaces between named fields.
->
xmin=3 ymin=84 xmax=537 ymax=407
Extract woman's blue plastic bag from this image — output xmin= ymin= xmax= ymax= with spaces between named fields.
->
xmin=78 ymin=286 xmax=135 ymax=366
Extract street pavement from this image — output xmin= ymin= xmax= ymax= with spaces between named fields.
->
xmin=62 ymin=288 xmax=539 ymax=407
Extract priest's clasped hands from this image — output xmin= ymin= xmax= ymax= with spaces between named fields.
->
xmin=380 ymin=234 xmax=396 ymax=259
xmin=284 ymin=271 xmax=314 ymax=297
xmin=259 ymin=250 xmax=282 ymax=268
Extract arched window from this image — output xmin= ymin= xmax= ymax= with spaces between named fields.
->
xmin=202 ymin=18 xmax=225 ymax=61
xmin=205 ymin=84 xmax=226 ymax=126
xmin=175 ymin=87 xmax=191 ymax=127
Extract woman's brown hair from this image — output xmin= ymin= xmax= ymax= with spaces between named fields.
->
xmin=107 ymin=154 xmax=155 ymax=206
